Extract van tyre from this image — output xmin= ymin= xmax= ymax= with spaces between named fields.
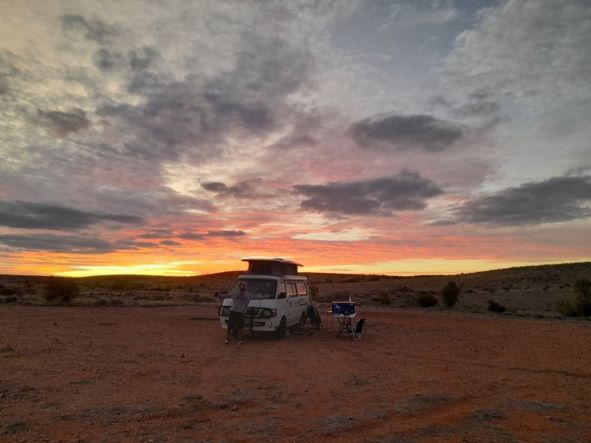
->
xmin=276 ymin=316 xmax=287 ymax=339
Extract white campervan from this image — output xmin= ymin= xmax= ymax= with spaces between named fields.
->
xmin=218 ymin=258 xmax=311 ymax=338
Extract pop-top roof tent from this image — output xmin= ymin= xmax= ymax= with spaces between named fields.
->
xmin=242 ymin=258 xmax=302 ymax=276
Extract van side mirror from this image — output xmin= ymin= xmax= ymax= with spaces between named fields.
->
xmin=277 ymin=292 xmax=286 ymax=299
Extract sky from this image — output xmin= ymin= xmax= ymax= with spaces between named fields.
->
xmin=0 ymin=0 xmax=590 ymax=277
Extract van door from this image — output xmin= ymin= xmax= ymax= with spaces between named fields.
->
xmin=275 ymin=280 xmax=289 ymax=325
xmin=286 ymin=281 xmax=299 ymax=326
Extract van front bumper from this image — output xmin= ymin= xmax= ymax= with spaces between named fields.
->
xmin=219 ymin=315 xmax=277 ymax=332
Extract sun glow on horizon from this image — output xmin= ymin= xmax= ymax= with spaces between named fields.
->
xmin=56 ymin=261 xmax=203 ymax=278
xmin=45 ymin=257 xmax=590 ymax=278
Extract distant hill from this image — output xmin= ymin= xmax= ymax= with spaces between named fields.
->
xmin=1 ymin=262 xmax=589 ymax=317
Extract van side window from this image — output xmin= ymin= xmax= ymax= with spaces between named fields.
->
xmin=296 ymin=282 xmax=308 ymax=296
xmin=277 ymin=282 xmax=287 ymax=299
xmin=287 ymin=282 xmax=298 ymax=297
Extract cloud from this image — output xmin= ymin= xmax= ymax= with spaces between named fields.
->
xmin=270 ymin=134 xmax=318 ymax=150
xmin=379 ymin=2 xmax=462 ymax=31
xmin=95 ymin=33 xmax=312 ymax=166
xmin=61 ymin=14 xmax=116 ymax=43
xmin=178 ymin=231 xmax=246 ymax=240
xmin=138 ymin=229 xmax=174 ymax=239
xmin=350 ymin=114 xmax=465 ymax=152
xmin=160 ymin=240 xmax=181 ymax=246
xmin=129 ymin=47 xmax=159 ymax=72
xmin=0 ymin=234 xmax=113 ymax=253
xmin=292 ymin=228 xmax=372 ymax=242
xmin=453 ymin=175 xmax=591 ymax=226
xmin=0 ymin=76 xmax=8 ymax=95
xmin=201 ymin=179 xmax=268 ymax=199
xmin=0 ymin=233 xmax=164 ymax=253
xmin=93 ymin=48 xmax=126 ymax=71
xmin=112 ymin=239 xmax=158 ymax=250
xmin=294 ymin=171 xmax=444 ymax=216
xmin=431 ymin=89 xmax=503 ymax=131
xmin=443 ymin=0 xmax=591 ymax=106
xmin=36 ymin=108 xmax=91 ymax=137
xmin=0 ymin=201 xmax=143 ymax=230
xmin=178 ymin=232 xmax=205 ymax=240
xmin=206 ymin=230 xmax=247 ymax=238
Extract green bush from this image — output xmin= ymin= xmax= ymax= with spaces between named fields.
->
xmin=417 ymin=294 xmax=438 ymax=308
xmin=556 ymin=278 xmax=591 ymax=317
xmin=44 ymin=278 xmax=80 ymax=304
xmin=487 ymin=299 xmax=507 ymax=313
xmin=441 ymin=281 xmax=460 ymax=308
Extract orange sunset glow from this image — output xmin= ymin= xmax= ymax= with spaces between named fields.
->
xmin=1 ymin=1 xmax=590 ymax=277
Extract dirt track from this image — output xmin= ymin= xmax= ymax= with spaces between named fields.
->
xmin=1 ymin=305 xmax=591 ymax=442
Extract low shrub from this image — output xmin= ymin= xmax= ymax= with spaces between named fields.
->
xmin=374 ymin=290 xmax=391 ymax=305
xmin=556 ymin=299 xmax=579 ymax=317
xmin=417 ymin=294 xmax=438 ymax=308
xmin=556 ymin=278 xmax=591 ymax=317
xmin=0 ymin=286 xmax=18 ymax=296
xmin=441 ymin=281 xmax=460 ymax=308
xmin=44 ymin=278 xmax=79 ymax=304
xmin=487 ymin=299 xmax=507 ymax=313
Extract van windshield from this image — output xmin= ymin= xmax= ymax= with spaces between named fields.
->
xmin=229 ymin=279 xmax=277 ymax=300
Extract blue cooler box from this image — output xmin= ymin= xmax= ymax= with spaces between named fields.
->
xmin=332 ymin=301 xmax=356 ymax=316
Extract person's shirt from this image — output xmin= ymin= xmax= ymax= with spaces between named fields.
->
xmin=217 ymin=286 xmax=265 ymax=313
xmin=232 ymin=291 xmax=250 ymax=314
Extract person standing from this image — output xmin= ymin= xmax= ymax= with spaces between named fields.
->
xmin=222 ymin=281 xmax=255 ymax=344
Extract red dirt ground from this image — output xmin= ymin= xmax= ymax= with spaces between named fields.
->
xmin=1 ymin=305 xmax=591 ymax=442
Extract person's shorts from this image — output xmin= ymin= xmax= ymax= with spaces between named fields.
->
xmin=228 ymin=311 xmax=245 ymax=330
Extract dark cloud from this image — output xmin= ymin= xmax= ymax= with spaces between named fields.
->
xmin=93 ymin=49 xmax=125 ymax=71
xmin=201 ymin=179 xmax=267 ymax=199
xmin=178 ymin=232 xmax=205 ymax=240
xmin=178 ymin=230 xmax=246 ymax=239
xmin=453 ymin=175 xmax=591 ymax=226
xmin=112 ymin=239 xmax=157 ymax=250
xmin=160 ymin=240 xmax=181 ymax=246
xmin=96 ymin=34 xmax=312 ymax=166
xmin=454 ymin=100 xmax=500 ymax=118
xmin=271 ymin=134 xmax=318 ymax=150
xmin=0 ymin=201 xmax=143 ymax=230
xmin=202 ymin=93 xmax=274 ymax=133
xmin=206 ymin=230 xmax=247 ymax=237
xmin=61 ymin=14 xmax=116 ymax=43
xmin=129 ymin=47 xmax=159 ymax=72
xmin=0 ymin=233 xmax=171 ymax=253
xmin=350 ymin=114 xmax=465 ymax=152
xmin=127 ymin=71 xmax=165 ymax=95
xmin=36 ymin=108 xmax=90 ymax=136
xmin=294 ymin=171 xmax=444 ymax=216
xmin=0 ymin=234 xmax=113 ymax=253
xmin=0 ymin=76 xmax=8 ymax=96
xmin=138 ymin=229 xmax=173 ymax=239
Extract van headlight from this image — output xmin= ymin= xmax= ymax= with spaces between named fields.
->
xmin=260 ymin=309 xmax=277 ymax=319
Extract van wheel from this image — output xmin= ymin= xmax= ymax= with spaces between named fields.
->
xmin=276 ymin=317 xmax=287 ymax=339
